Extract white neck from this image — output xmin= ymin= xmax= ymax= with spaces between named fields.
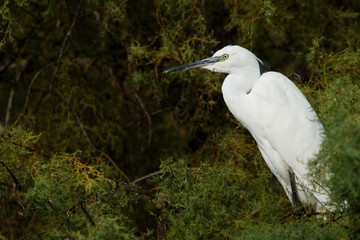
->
xmin=222 ymin=63 xmax=261 ymax=95
xmin=221 ymin=62 xmax=261 ymax=127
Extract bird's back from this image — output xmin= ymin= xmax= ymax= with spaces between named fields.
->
xmin=222 ymin=71 xmax=329 ymax=211
xmin=250 ymin=72 xmax=324 ymax=172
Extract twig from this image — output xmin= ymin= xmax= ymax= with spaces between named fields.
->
xmin=248 ymin=8 xmax=264 ymax=51
xmin=25 ymin=210 xmax=43 ymax=240
xmin=5 ymin=69 xmax=21 ymax=128
xmin=18 ymin=63 xmax=55 ymax=123
xmin=124 ymin=107 xmax=172 ymax=128
xmin=279 ymin=208 xmax=320 ymax=221
xmin=175 ymin=0 xmax=197 ymax=43
xmin=321 ymin=215 xmax=343 ymax=226
xmin=74 ymin=111 xmax=97 ymax=151
xmin=79 ymin=201 xmax=96 ymax=226
xmin=0 ymin=159 xmax=21 ymax=190
xmin=0 ymin=58 xmax=11 ymax=73
xmin=126 ymin=43 xmax=152 ymax=147
xmin=51 ymin=0 xmax=84 ymax=88
xmin=133 ymin=90 xmax=152 ymax=147
xmin=130 ymin=170 xmax=165 ymax=185
xmin=0 ymin=135 xmax=52 ymax=159
xmin=33 ymin=0 xmax=84 ymax=114
xmin=129 ymin=167 xmax=201 ymax=186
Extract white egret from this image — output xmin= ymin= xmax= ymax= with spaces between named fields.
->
xmin=164 ymin=45 xmax=330 ymax=213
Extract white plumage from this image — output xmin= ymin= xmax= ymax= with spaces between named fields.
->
xmin=165 ymin=45 xmax=330 ymax=212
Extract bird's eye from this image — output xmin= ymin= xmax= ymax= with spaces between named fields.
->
xmin=222 ymin=54 xmax=229 ymax=60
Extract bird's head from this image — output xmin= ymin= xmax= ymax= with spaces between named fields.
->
xmin=164 ymin=45 xmax=263 ymax=75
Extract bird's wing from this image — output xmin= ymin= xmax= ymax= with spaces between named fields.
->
xmin=250 ymin=71 xmax=329 ymax=210
xmin=250 ymin=71 xmax=324 ymax=179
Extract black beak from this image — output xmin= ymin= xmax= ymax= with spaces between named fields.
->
xmin=164 ymin=57 xmax=219 ymax=73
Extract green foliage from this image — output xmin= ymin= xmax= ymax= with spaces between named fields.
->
xmin=0 ymin=0 xmax=23 ymax=47
xmin=310 ymin=50 xmax=360 ymax=237
xmin=154 ymin=158 xmax=348 ymax=239
xmin=0 ymin=0 xmax=359 ymax=239
xmin=153 ymin=158 xmax=284 ymax=239
xmin=240 ymin=220 xmax=348 ymax=240
xmin=0 ymin=127 xmax=141 ymax=239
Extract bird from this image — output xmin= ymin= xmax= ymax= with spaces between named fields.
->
xmin=164 ymin=45 xmax=330 ymax=213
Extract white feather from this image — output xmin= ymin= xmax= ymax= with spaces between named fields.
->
xmin=216 ymin=46 xmax=330 ymax=212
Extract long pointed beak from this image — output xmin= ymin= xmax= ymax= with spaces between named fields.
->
xmin=164 ymin=57 xmax=219 ymax=73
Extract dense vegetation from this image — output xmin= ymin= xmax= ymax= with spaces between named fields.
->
xmin=0 ymin=0 xmax=359 ymax=239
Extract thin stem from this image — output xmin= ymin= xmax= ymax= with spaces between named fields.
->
xmin=33 ymin=0 xmax=84 ymax=114
xmin=0 ymin=159 xmax=21 ymax=190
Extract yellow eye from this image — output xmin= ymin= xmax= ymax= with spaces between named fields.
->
xmin=222 ymin=54 xmax=229 ymax=60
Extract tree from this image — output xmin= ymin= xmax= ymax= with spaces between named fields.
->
xmin=0 ymin=0 xmax=359 ymax=239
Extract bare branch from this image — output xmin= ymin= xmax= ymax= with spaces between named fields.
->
xmin=18 ymin=63 xmax=55 ymax=123
xmin=130 ymin=170 xmax=164 ymax=185
xmin=79 ymin=201 xmax=96 ymax=226
xmin=1 ymin=135 xmax=52 ymax=159
xmin=0 ymin=159 xmax=21 ymax=190
xmin=33 ymin=0 xmax=84 ymax=114
xmin=5 ymin=69 xmax=21 ymax=128
xmin=133 ymin=91 xmax=152 ymax=147
xmin=129 ymin=167 xmax=200 ymax=185
xmin=124 ymin=107 xmax=172 ymax=128
xmin=74 ymin=111 xmax=97 ymax=151
xmin=0 ymin=58 xmax=11 ymax=74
